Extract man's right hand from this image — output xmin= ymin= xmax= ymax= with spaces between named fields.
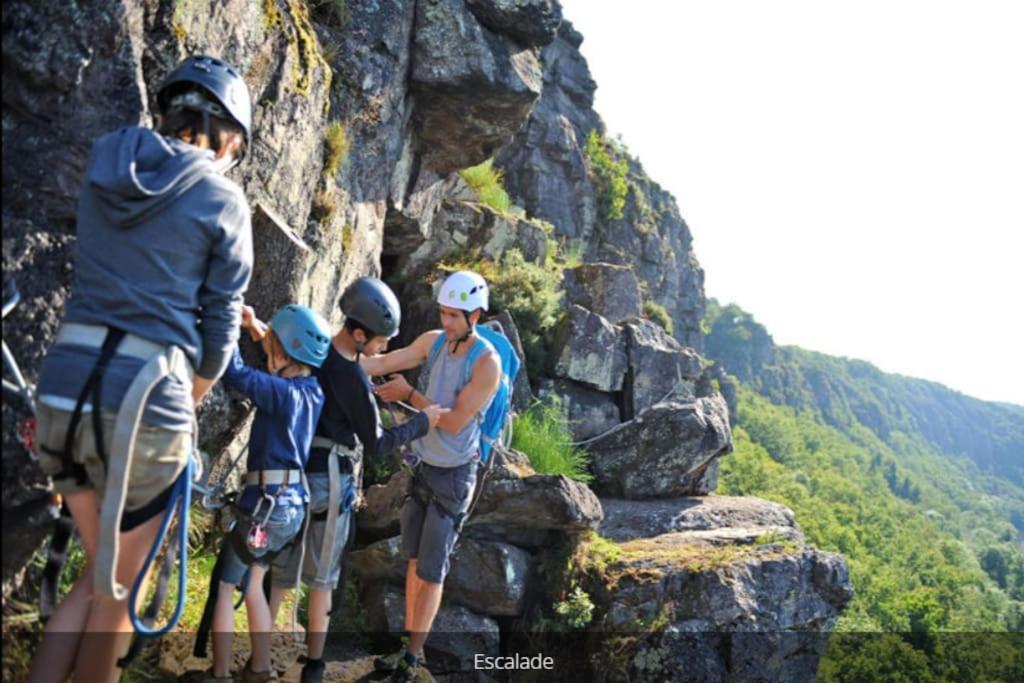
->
xmin=422 ymin=403 xmax=450 ymax=429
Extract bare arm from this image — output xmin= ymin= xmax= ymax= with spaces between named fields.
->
xmin=360 ymin=330 xmax=441 ymax=377
xmin=436 ymin=351 xmax=500 ymax=435
xmin=192 ymin=375 xmax=216 ymax=405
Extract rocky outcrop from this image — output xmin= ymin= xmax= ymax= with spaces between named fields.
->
xmin=466 ymin=0 xmax=563 ymax=47
xmin=563 ymin=263 xmax=643 ymax=324
xmin=350 ymin=535 xmax=531 ymax=616
xmin=579 ymin=495 xmax=853 ymax=682
xmin=547 ymin=304 xmax=628 ymax=392
xmin=598 ymin=495 xmax=803 ymax=545
xmin=496 ymin=21 xmax=706 ymax=350
xmin=538 ymin=378 xmax=620 ymax=441
xmin=410 ymin=0 xmax=543 ymax=176
xmin=587 ymin=398 xmax=733 ymax=498
xmin=622 ymin=318 xmax=703 ymax=419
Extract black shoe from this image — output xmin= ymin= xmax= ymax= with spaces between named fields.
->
xmin=389 ymin=651 xmax=422 ymax=683
xmin=300 ymin=658 xmax=325 ymax=683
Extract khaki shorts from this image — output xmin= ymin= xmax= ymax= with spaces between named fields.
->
xmin=35 ymin=402 xmax=192 ymax=512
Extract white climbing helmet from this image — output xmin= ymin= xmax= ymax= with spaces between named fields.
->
xmin=437 ymin=270 xmax=489 ymax=313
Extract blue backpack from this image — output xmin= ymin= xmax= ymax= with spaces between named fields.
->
xmin=422 ymin=320 xmax=520 ymax=464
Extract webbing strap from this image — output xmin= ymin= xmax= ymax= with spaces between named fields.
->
xmin=56 ymin=328 xmax=125 ymax=484
xmin=94 ymin=345 xmax=190 ymax=600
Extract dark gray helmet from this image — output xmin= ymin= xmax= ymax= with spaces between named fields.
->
xmin=340 ymin=277 xmax=401 ymax=339
xmin=156 ymin=55 xmax=252 ymax=141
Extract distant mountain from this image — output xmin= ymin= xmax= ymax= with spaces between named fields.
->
xmin=704 ymin=299 xmax=1024 ymax=487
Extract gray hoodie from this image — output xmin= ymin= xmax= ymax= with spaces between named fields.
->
xmin=37 ymin=126 xmax=253 ymax=431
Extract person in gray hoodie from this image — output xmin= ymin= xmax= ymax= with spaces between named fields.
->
xmin=28 ymin=56 xmax=254 ymax=683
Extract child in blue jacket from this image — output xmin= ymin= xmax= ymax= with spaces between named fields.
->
xmin=206 ymin=303 xmax=331 ymax=683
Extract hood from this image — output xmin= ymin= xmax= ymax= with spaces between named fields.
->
xmin=85 ymin=126 xmax=219 ymax=228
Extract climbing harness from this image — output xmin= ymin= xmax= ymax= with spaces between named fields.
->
xmin=309 ymin=436 xmax=361 ymax=586
xmin=193 ymin=467 xmax=308 ymax=657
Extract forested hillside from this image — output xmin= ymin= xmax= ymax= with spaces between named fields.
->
xmin=705 ymin=300 xmax=1024 ymax=487
xmin=706 ymin=302 xmax=1024 ymax=680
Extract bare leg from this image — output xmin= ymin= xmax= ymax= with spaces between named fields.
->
xmin=26 ymin=489 xmax=100 ymax=683
xmin=73 ymin=512 xmax=163 ymax=683
xmin=306 ymin=588 xmax=331 ymax=660
xmin=407 ymin=577 xmax=443 ymax=657
xmin=211 ymin=578 xmax=240 ymax=678
xmin=244 ymin=564 xmax=273 ymax=674
xmin=269 ymin=585 xmax=291 ymax=625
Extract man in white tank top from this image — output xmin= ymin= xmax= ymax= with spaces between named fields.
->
xmin=362 ymin=271 xmax=500 ymax=682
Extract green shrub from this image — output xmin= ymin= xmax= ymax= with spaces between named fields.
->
xmin=323 ymin=120 xmax=349 ymax=178
xmin=642 ymin=300 xmax=674 ymax=335
xmin=554 ymin=586 xmax=595 ymax=629
xmin=459 ymin=158 xmax=512 ymax=214
xmin=585 ymin=130 xmax=630 ymax=221
xmin=438 ymin=247 xmax=562 ymax=379
xmin=512 ymin=399 xmax=592 ymax=482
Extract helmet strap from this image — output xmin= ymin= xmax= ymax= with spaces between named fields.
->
xmin=355 ymin=339 xmax=365 ymax=363
xmin=449 ymin=311 xmax=474 ymax=355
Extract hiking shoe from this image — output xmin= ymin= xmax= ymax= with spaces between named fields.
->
xmin=389 ymin=651 xmax=423 ymax=683
xmin=373 ymin=645 xmax=405 ymax=673
xmin=299 ymin=658 xmax=325 ymax=683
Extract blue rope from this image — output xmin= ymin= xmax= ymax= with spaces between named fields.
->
xmin=127 ymin=455 xmax=193 ymax=636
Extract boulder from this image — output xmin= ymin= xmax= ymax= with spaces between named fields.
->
xmin=546 ymin=305 xmax=627 ymax=392
xmin=349 ymin=536 xmax=531 ymax=616
xmin=364 ymin=584 xmax=500 ymax=673
xmin=586 ymin=538 xmax=853 ymax=683
xmin=563 ymin=263 xmax=643 ymax=324
xmin=586 ymin=398 xmax=732 ymax=499
xmin=411 ymin=0 xmax=543 ymax=175
xmin=471 ymin=472 xmax=604 ymax=531
xmin=359 ymin=468 xmax=412 ymax=541
xmin=359 ymin=449 xmax=602 ymax=541
xmin=537 ymin=378 xmax=621 ymax=441
xmin=465 ymin=0 xmax=563 ymax=47
xmin=623 ymin=319 xmax=703 ymax=419
xmin=599 ymin=495 xmax=803 ymax=545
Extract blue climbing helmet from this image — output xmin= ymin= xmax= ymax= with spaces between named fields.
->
xmin=157 ymin=55 xmax=253 ymax=142
xmin=269 ymin=304 xmax=331 ymax=368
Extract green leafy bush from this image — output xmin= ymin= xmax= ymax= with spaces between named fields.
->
xmin=585 ymin=130 xmax=630 ymax=221
xmin=554 ymin=586 xmax=595 ymax=629
xmin=642 ymin=300 xmax=674 ymax=335
xmin=512 ymin=399 xmax=592 ymax=482
xmin=459 ymin=158 xmax=512 ymax=214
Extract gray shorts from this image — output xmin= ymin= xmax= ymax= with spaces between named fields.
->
xmin=272 ymin=471 xmax=356 ymax=590
xmin=400 ymin=460 xmax=478 ymax=584
xmin=218 ymin=503 xmax=305 ymax=586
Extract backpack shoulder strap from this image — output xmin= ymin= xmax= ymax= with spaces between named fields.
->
xmin=419 ymin=332 xmax=447 ymax=393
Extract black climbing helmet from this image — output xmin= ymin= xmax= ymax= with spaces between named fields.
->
xmin=156 ymin=55 xmax=252 ymax=142
xmin=339 ymin=277 xmax=402 ymax=340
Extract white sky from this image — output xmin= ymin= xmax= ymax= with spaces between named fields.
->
xmin=558 ymin=0 xmax=1024 ymax=406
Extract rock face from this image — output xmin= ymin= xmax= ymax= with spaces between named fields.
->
xmin=410 ymin=0 xmax=543 ymax=176
xmin=496 ymin=21 xmax=706 ymax=349
xmin=350 ymin=535 xmax=531 ymax=616
xmin=587 ymin=398 xmax=733 ymax=498
xmin=547 ymin=305 xmax=628 ymax=392
xmin=466 ymin=0 xmax=563 ymax=47
xmin=538 ymin=378 xmax=621 ymax=441
xmin=623 ymin=318 xmax=704 ymax=419
xmin=563 ymin=263 xmax=643 ymax=324
xmin=583 ymin=495 xmax=853 ymax=682
xmin=599 ymin=495 xmax=803 ymax=545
